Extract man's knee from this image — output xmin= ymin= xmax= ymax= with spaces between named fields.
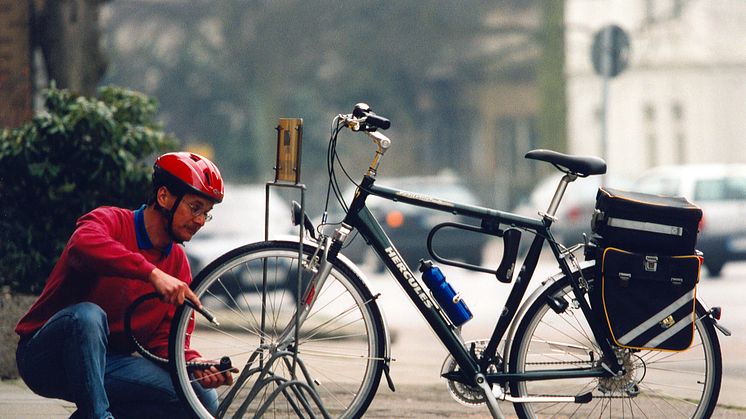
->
xmin=69 ymin=302 xmax=109 ymax=339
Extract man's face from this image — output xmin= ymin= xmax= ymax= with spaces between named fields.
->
xmin=171 ymin=193 xmax=215 ymax=242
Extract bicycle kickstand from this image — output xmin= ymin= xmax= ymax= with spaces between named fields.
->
xmin=474 ymin=373 xmax=506 ymax=419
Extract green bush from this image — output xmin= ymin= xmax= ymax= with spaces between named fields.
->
xmin=0 ymin=85 xmax=176 ymax=294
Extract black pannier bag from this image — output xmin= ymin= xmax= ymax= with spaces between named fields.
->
xmin=600 ymin=247 xmax=701 ymax=351
xmin=592 ymin=187 xmax=702 ymax=254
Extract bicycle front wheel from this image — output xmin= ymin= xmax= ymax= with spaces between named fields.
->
xmin=169 ymin=240 xmax=386 ymax=418
xmin=508 ymin=271 xmax=722 ymax=418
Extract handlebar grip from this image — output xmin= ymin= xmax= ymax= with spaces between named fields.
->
xmin=352 ymin=102 xmax=391 ymax=130
xmin=496 ymin=228 xmax=521 ymax=283
xmin=365 ymin=113 xmax=391 ymax=130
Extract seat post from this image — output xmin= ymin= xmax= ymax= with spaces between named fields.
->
xmin=544 ymin=174 xmax=577 ymax=219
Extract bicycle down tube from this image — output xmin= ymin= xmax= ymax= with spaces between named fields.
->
xmin=337 ymin=175 xmax=621 ymax=391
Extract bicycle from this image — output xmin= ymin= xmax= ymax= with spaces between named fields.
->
xmin=166 ymin=104 xmax=727 ymax=418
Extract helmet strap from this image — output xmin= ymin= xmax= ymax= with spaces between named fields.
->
xmin=154 ymin=190 xmax=184 ymax=244
xmin=167 ymin=195 xmax=185 ymax=244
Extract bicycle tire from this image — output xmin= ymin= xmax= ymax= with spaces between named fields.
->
xmin=508 ymin=270 xmax=722 ymax=418
xmin=168 ymin=240 xmax=386 ymax=418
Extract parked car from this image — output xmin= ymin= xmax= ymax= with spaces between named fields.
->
xmin=185 ymin=184 xmax=292 ymax=276
xmin=633 ymin=164 xmax=746 ymax=276
xmin=320 ymin=173 xmax=490 ymax=271
xmin=513 ymin=173 xmax=633 ymax=245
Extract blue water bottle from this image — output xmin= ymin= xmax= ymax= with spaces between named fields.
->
xmin=419 ymin=260 xmax=473 ymax=327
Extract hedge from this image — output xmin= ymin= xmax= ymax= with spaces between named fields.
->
xmin=0 ymin=85 xmax=176 ymax=294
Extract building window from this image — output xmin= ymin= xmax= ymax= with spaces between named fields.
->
xmin=644 ymin=103 xmax=656 ymax=122
xmin=645 ymin=0 xmax=657 ymax=24
xmin=672 ymin=0 xmax=685 ymax=18
xmin=671 ymin=102 xmax=684 ymax=121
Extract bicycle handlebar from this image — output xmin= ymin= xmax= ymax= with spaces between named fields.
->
xmin=341 ymin=103 xmax=391 ymax=132
xmin=338 ymin=105 xmax=393 ymax=170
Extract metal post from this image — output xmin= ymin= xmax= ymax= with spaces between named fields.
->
xmin=600 ymin=26 xmax=613 ymax=187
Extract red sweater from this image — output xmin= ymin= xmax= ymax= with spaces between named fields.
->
xmin=16 ymin=206 xmax=200 ymax=361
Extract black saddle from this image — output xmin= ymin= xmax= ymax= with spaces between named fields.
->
xmin=525 ymin=149 xmax=606 ymax=177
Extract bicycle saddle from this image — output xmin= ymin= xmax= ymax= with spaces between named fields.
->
xmin=525 ymin=149 xmax=606 ymax=176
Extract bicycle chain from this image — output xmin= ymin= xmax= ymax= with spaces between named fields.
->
xmin=525 ymin=360 xmax=639 ymax=400
xmin=525 ymin=360 xmax=595 ymax=366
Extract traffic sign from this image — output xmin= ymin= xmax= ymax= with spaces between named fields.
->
xmin=591 ymin=25 xmax=630 ymax=78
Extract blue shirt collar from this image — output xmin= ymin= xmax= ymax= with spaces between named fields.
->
xmin=134 ymin=205 xmax=172 ymax=256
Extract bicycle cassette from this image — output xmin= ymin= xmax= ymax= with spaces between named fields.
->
xmin=440 ymin=339 xmax=500 ymax=406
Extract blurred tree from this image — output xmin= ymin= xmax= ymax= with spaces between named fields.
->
xmin=32 ymin=0 xmax=109 ymax=96
xmin=0 ymin=85 xmax=175 ymax=294
xmin=101 ymin=1 xmax=500 ymax=183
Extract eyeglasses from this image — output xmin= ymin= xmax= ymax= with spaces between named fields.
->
xmin=184 ymin=201 xmax=213 ymax=222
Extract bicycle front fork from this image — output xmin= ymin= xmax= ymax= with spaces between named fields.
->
xmin=274 ymin=233 xmax=342 ymax=350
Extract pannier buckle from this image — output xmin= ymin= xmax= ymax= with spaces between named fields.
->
xmin=660 ymin=315 xmax=676 ymax=329
xmin=671 ymin=277 xmax=683 ymax=285
xmin=618 ymin=272 xmax=631 ymax=287
xmin=644 ymin=255 xmax=658 ymax=272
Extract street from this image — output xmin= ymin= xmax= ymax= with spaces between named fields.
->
xmin=358 ymin=243 xmax=746 ymax=418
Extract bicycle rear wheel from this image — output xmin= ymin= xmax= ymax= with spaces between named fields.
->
xmin=508 ymin=271 xmax=721 ymax=418
xmin=169 ymin=240 xmax=386 ymax=418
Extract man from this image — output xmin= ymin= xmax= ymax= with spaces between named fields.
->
xmin=15 ymin=152 xmax=231 ymax=418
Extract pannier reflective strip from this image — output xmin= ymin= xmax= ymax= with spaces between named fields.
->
xmin=643 ymin=315 xmax=693 ymax=349
xmin=617 ymin=289 xmax=695 ymax=345
xmin=606 ymin=217 xmax=684 ymax=236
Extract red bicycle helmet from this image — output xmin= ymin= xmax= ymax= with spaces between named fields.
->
xmin=153 ymin=152 xmax=224 ymax=203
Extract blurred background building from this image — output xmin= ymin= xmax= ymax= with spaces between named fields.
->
xmin=2 ymin=0 xmax=746 ymax=210
xmin=566 ymin=0 xmax=746 ymax=173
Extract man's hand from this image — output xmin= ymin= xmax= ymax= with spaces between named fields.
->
xmin=192 ymin=360 xmax=236 ymax=389
xmin=148 ymin=268 xmax=201 ymax=309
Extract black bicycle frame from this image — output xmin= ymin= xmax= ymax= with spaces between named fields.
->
xmin=337 ymin=175 xmax=621 ymax=388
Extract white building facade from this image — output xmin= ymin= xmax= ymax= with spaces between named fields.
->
xmin=566 ymin=0 xmax=746 ymax=176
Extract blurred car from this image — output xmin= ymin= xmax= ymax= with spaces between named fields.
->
xmin=513 ymin=173 xmax=633 ymax=245
xmin=320 ymin=173 xmax=490 ymax=271
xmin=185 ymin=183 xmax=292 ymax=276
xmin=633 ymin=164 xmax=746 ymax=276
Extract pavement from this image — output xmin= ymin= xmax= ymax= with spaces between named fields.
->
xmin=0 ymin=379 xmax=74 ymax=418
xmin=2 ymin=251 xmax=745 ymax=418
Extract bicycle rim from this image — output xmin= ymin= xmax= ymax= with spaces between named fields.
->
xmin=509 ymin=276 xmax=721 ymax=418
xmin=169 ymin=241 xmax=385 ymax=418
